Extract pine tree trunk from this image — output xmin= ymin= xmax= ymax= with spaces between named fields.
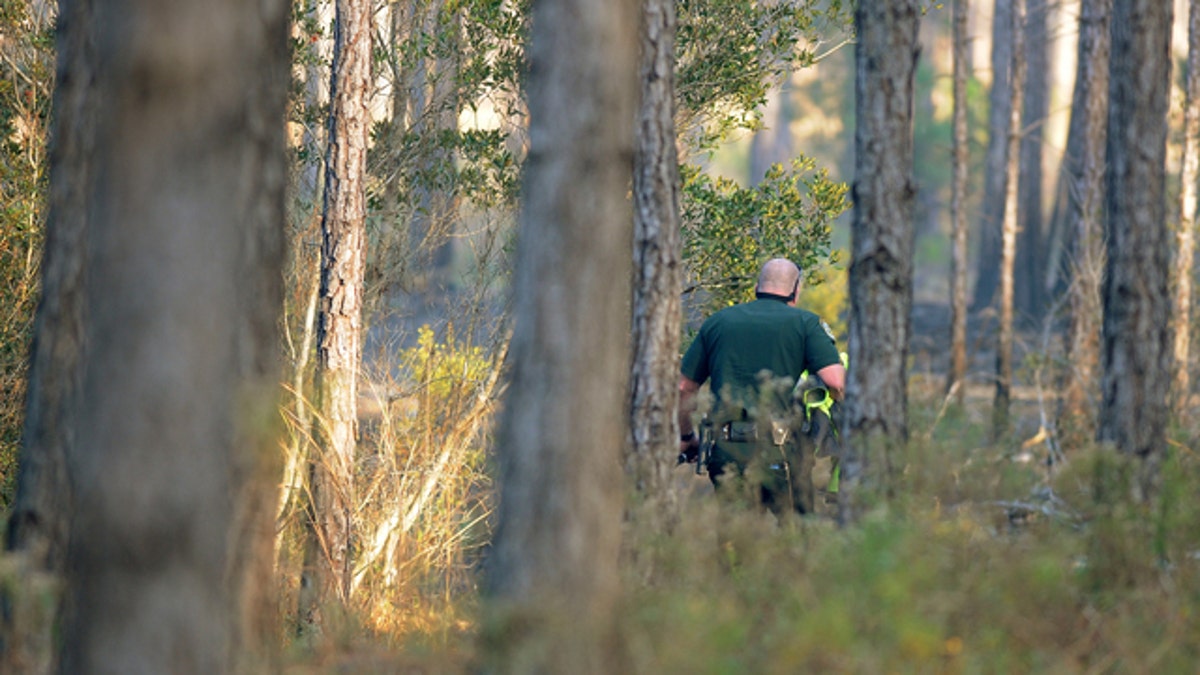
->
xmin=410 ymin=0 xmax=461 ymax=291
xmin=840 ymin=0 xmax=920 ymax=526
xmin=299 ymin=0 xmax=333 ymax=206
xmin=301 ymin=0 xmax=372 ymax=625
xmin=482 ymin=0 xmax=638 ymax=670
xmin=972 ymin=0 xmax=1013 ymax=311
xmin=2 ymin=3 xmax=92 ymax=669
xmin=1100 ymin=0 xmax=1174 ymax=498
xmin=948 ymin=0 xmax=970 ymax=406
xmin=994 ymin=0 xmax=1027 ymax=438
xmin=58 ymin=0 xmax=288 ymax=669
xmin=1058 ymin=0 xmax=1112 ymax=444
xmin=1174 ymin=0 xmax=1199 ymax=415
xmin=749 ymin=81 xmax=792 ymax=183
xmin=628 ymin=0 xmax=683 ymax=500
xmin=1014 ymin=0 xmax=1047 ymax=321
xmin=6 ymin=0 xmax=93 ymax=576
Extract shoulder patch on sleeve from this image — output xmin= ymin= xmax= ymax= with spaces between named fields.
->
xmin=821 ymin=320 xmax=836 ymax=342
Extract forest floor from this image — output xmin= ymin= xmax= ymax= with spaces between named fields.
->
xmin=284 ymin=303 xmax=1138 ymax=673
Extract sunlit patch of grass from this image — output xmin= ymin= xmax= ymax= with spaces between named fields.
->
xmin=277 ymin=321 xmax=501 ymax=660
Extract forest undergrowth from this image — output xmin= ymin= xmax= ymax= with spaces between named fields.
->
xmin=287 ymin=374 xmax=1200 ymax=674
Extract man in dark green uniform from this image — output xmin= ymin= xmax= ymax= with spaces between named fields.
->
xmin=678 ymin=258 xmax=845 ymax=514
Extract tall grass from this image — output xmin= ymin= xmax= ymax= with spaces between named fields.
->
xmin=281 ymin=355 xmax=1200 ymax=672
xmin=276 ymin=321 xmax=501 ymax=655
xmin=612 ymin=384 xmax=1200 ymax=674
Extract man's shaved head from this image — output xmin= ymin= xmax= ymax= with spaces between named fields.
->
xmin=757 ymin=258 xmax=801 ymax=296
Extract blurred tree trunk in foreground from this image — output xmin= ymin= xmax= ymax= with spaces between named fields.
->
xmin=6 ymin=0 xmax=92 ymax=580
xmin=2 ymin=2 xmax=90 ymax=670
xmin=300 ymin=0 xmax=372 ymax=628
xmin=840 ymin=0 xmax=919 ymax=526
xmin=1057 ymin=0 xmax=1111 ymax=445
xmin=482 ymin=0 xmax=638 ymax=670
xmin=628 ymin=0 xmax=683 ymax=502
xmin=947 ymin=0 xmax=970 ymax=406
xmin=57 ymin=0 xmax=288 ymax=670
xmin=1173 ymin=0 xmax=1200 ymax=416
xmin=993 ymin=0 xmax=1026 ymax=439
xmin=972 ymin=0 xmax=1013 ymax=312
xmin=1100 ymin=0 xmax=1173 ymax=498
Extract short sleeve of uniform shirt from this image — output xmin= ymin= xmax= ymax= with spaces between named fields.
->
xmin=680 ymin=299 xmax=841 ymax=394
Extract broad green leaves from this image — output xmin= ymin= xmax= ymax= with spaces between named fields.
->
xmin=682 ymin=156 xmax=849 ymax=311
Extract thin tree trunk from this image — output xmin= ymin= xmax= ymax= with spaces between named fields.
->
xmin=628 ymin=0 xmax=683 ymax=501
xmin=58 ymin=0 xmax=288 ymax=669
xmin=1057 ymin=0 xmax=1112 ymax=445
xmin=994 ymin=0 xmax=1027 ymax=439
xmin=1015 ymin=0 xmax=1048 ymax=321
xmin=948 ymin=0 xmax=970 ymax=406
xmin=482 ymin=0 xmax=638 ymax=670
xmin=299 ymin=0 xmax=333 ymax=205
xmin=410 ymin=1 xmax=461 ymax=292
xmin=839 ymin=0 xmax=920 ymax=527
xmin=1173 ymin=0 xmax=1199 ymax=415
xmin=972 ymin=0 xmax=1013 ymax=311
xmin=300 ymin=0 xmax=372 ymax=626
xmin=1100 ymin=0 xmax=1174 ymax=499
xmin=749 ymin=80 xmax=792 ymax=183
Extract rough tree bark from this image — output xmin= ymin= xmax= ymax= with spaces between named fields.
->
xmin=994 ymin=0 xmax=1027 ymax=438
xmin=839 ymin=0 xmax=920 ymax=527
xmin=299 ymin=0 xmax=333 ymax=205
xmin=482 ymin=0 xmax=638 ymax=670
xmin=628 ymin=0 xmax=683 ymax=500
xmin=300 ymin=0 xmax=372 ymax=626
xmin=1100 ymin=0 xmax=1174 ymax=498
xmin=57 ymin=0 xmax=288 ymax=670
xmin=1173 ymin=0 xmax=1199 ymax=415
xmin=972 ymin=0 xmax=1013 ymax=312
xmin=1057 ymin=0 xmax=1111 ymax=444
xmin=948 ymin=0 xmax=970 ymax=406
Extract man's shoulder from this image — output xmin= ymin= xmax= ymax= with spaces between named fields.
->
xmin=703 ymin=301 xmax=754 ymax=324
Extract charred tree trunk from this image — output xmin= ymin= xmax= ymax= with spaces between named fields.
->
xmin=972 ymin=0 xmax=1013 ymax=312
xmin=628 ymin=0 xmax=683 ymax=500
xmin=1014 ymin=0 xmax=1048 ymax=321
xmin=300 ymin=0 xmax=372 ymax=626
xmin=1100 ymin=0 xmax=1174 ymax=498
xmin=840 ymin=0 xmax=920 ymax=526
xmin=1057 ymin=0 xmax=1112 ymax=444
xmin=482 ymin=0 xmax=638 ymax=670
xmin=58 ymin=0 xmax=288 ymax=669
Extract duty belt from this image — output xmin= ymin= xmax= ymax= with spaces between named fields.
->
xmin=719 ymin=419 xmax=791 ymax=446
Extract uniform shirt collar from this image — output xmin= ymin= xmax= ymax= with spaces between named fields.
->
xmin=754 ymin=291 xmax=793 ymax=303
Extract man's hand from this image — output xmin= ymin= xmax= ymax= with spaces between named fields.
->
xmin=677 ymin=435 xmax=701 ymax=464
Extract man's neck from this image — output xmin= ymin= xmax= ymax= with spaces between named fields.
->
xmin=755 ymin=291 xmax=793 ymax=303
